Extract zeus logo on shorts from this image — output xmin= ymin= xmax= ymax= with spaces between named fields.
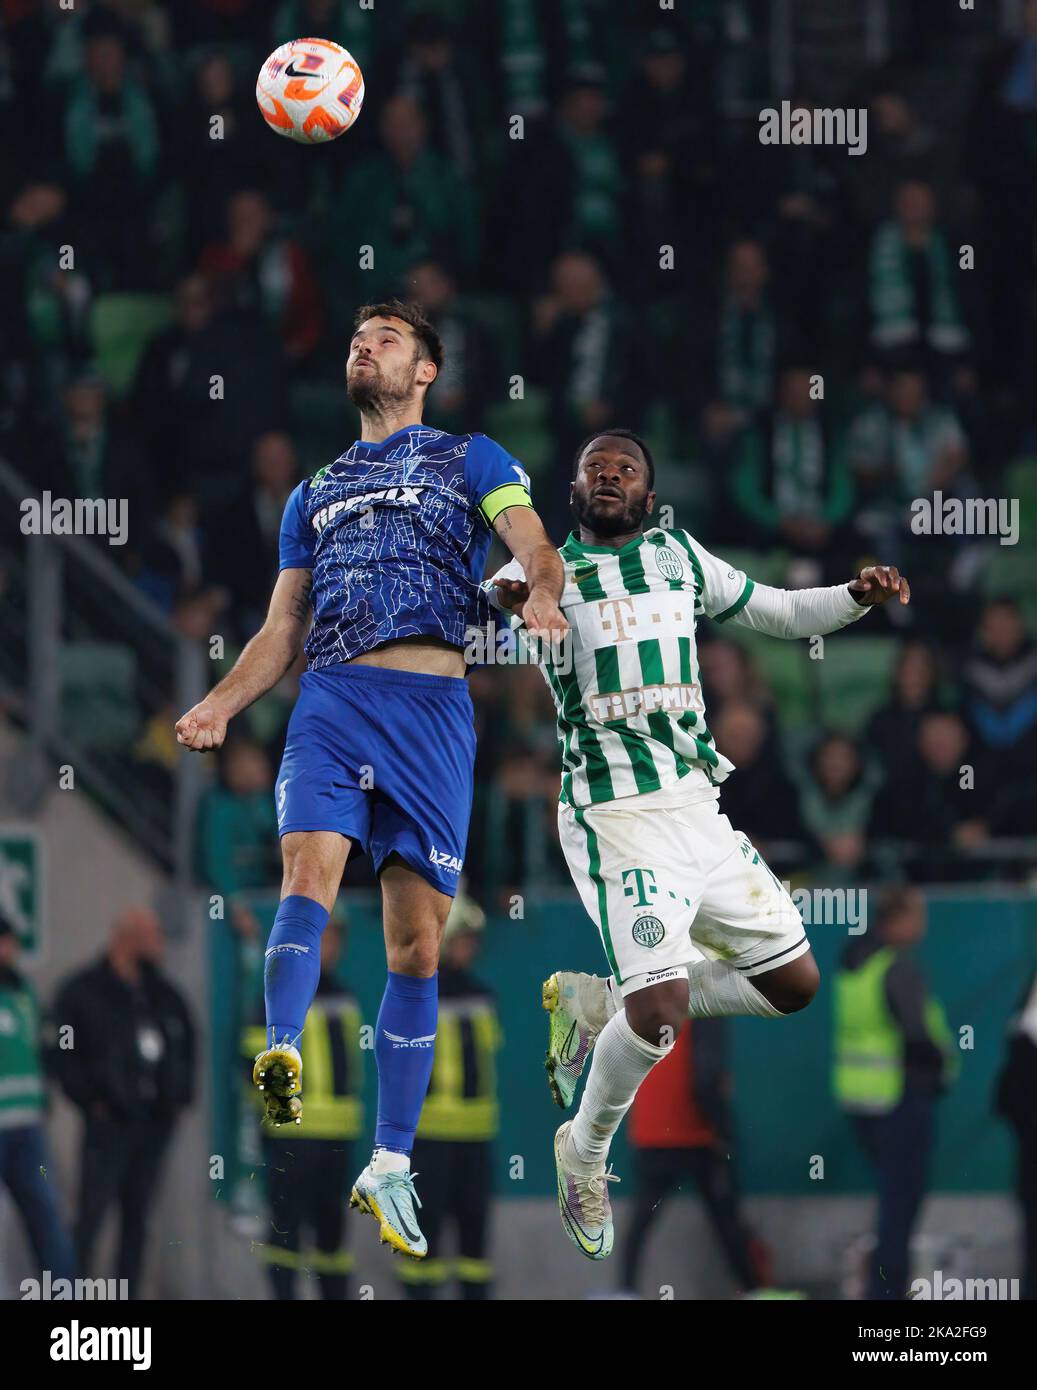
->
xmin=311 ymin=486 xmax=425 ymax=532
xmin=429 ymin=847 xmax=464 ymax=874
xmin=277 ymin=779 xmax=289 ymax=822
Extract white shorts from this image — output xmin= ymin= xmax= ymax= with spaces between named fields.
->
xmin=558 ymin=783 xmax=810 ymax=997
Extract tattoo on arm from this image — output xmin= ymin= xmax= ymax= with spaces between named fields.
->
xmin=289 ymin=575 xmax=313 ymax=622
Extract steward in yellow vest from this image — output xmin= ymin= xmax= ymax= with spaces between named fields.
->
xmin=832 ymin=886 xmax=956 ymax=1300
xmin=241 ymin=915 xmax=363 ymax=1300
xmin=399 ymin=886 xmax=500 ymax=1300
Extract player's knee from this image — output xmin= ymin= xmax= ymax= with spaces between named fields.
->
xmin=386 ymin=928 xmax=440 ymax=977
xmin=624 ymin=978 xmax=688 ymax=1048
xmin=282 ymin=862 xmax=334 ymax=904
xmin=760 ymin=954 xmax=821 ymax=1015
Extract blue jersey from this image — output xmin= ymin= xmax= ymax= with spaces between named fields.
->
xmin=279 ymin=425 xmax=532 ymax=670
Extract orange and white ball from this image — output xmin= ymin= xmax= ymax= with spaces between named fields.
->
xmin=256 ymin=38 xmax=364 ymax=144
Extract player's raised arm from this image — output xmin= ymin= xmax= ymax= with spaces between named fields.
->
xmin=175 ymin=566 xmax=313 ymax=752
xmin=492 ymin=505 xmax=567 ymax=640
xmin=687 ymin=528 xmax=910 ymax=640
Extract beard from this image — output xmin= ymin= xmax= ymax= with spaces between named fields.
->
xmin=572 ymin=487 xmax=648 ymax=537
xmin=346 ymin=362 xmax=415 ymax=411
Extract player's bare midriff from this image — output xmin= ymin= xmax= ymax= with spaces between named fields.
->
xmin=346 ymin=635 xmax=466 ymax=678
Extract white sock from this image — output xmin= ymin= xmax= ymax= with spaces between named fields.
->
xmin=371 ymin=1148 xmax=410 ymax=1175
xmin=569 ymin=1011 xmax=671 ymax=1167
xmin=686 ymin=960 xmax=783 ymax=1018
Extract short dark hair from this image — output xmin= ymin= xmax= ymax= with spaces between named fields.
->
xmin=352 ymin=299 xmax=445 ymax=374
xmin=572 ymin=427 xmax=655 ymax=488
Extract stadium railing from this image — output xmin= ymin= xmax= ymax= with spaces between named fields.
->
xmin=0 ymin=457 xmax=207 ymax=923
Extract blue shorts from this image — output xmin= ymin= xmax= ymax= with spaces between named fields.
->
xmin=275 ymin=663 xmax=476 ymax=896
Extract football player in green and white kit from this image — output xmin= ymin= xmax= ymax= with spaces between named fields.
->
xmin=487 ymin=429 xmax=910 ymax=1261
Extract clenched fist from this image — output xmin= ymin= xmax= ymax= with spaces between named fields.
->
xmin=175 ymin=699 xmax=230 ymax=752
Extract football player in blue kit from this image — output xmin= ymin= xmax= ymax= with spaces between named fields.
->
xmin=176 ymin=301 xmax=567 ymax=1258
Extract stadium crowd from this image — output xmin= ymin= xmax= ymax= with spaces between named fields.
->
xmin=1 ymin=0 xmax=1036 ymax=907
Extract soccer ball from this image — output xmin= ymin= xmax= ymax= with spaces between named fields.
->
xmin=256 ymin=37 xmax=364 ymax=144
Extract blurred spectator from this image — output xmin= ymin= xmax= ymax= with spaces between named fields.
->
xmin=850 ymin=79 xmax=957 ymax=231
xmin=799 ymin=733 xmax=877 ymax=873
xmin=197 ymin=738 xmax=280 ymax=942
xmin=505 ymin=64 xmax=624 ymax=286
xmin=0 ymin=914 xmax=77 ymax=1287
xmin=531 ymin=250 xmax=630 ymax=531
xmin=709 ymin=700 xmax=806 ymax=852
xmin=135 ymin=490 xmax=207 ymax=612
xmin=50 ymin=907 xmax=195 ymax=1299
xmin=207 ymin=430 xmax=301 ymax=638
xmin=39 ymin=370 xmax=149 ymax=532
xmin=130 ymin=272 xmax=286 ymax=510
xmin=404 ymin=259 xmax=497 ymax=435
xmin=995 ymin=966 xmax=1037 ymax=1301
xmin=0 ymin=183 xmax=89 ymax=426
xmin=834 ymin=886 xmax=957 ymax=1300
xmin=621 ymin=1019 xmax=770 ymax=1297
xmin=241 ymin=913 xmax=362 ymax=1300
xmin=867 ymin=181 xmax=971 ymax=377
xmin=870 ymin=711 xmax=991 ymax=878
xmin=847 ymin=365 xmax=970 ymax=562
xmin=55 ymin=13 xmax=161 ymax=290
xmin=199 ymin=189 xmax=324 ymax=365
xmin=696 ymin=240 xmax=783 ymax=452
xmin=962 ymin=600 xmax=1037 ymax=771
xmin=730 ymin=364 xmax=856 ymax=575
xmin=176 ymin=51 xmax=268 ymax=260
xmin=336 ymin=93 xmax=477 ymax=303
xmin=735 ymin=91 xmax=845 ymax=348
xmin=620 ymin=24 xmax=716 ymax=178
xmin=866 ymin=640 xmax=948 ymax=784
xmin=393 ymin=11 xmax=480 ymax=182
xmin=400 ymin=887 xmax=499 ymax=1300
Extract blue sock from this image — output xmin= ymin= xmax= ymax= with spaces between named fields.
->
xmin=264 ymin=894 xmax=329 ymax=1048
xmin=373 ymin=971 xmax=438 ymax=1155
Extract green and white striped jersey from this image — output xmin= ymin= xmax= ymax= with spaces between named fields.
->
xmin=490 ymin=528 xmax=755 ymax=807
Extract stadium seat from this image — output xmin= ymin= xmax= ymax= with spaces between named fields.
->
xmin=60 ymin=642 xmax=140 ymax=752
xmin=90 ymin=294 xmax=173 ymax=398
xmin=815 ymin=635 xmax=898 ymax=734
xmin=753 ymin=638 xmax=814 ymax=728
xmin=485 ymin=390 xmax=550 ymax=480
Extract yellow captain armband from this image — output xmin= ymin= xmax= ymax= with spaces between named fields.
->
xmin=479 ymin=482 xmax=533 ymax=525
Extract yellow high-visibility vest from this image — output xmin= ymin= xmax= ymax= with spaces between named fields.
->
xmin=417 ymin=996 xmax=500 ymax=1142
xmin=833 ymin=947 xmax=955 ymax=1114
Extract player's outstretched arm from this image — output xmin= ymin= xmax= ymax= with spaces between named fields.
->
xmin=492 ymin=506 xmax=568 ymax=640
xmin=175 ymin=568 xmax=313 ymax=752
xmin=732 ymin=564 xmax=910 ymax=640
